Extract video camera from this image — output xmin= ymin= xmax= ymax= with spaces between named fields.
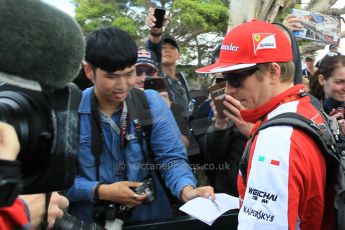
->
xmin=0 ymin=74 xmax=80 ymax=194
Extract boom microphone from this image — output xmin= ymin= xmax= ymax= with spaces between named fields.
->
xmin=0 ymin=0 xmax=85 ymax=91
xmin=0 ymin=0 xmax=85 ymax=194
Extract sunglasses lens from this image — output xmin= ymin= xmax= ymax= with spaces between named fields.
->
xmin=136 ymin=66 xmax=157 ymax=76
xmin=224 ymin=76 xmax=240 ymax=88
xmin=223 ymin=66 xmax=259 ymax=88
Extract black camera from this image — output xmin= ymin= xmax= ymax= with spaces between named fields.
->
xmin=0 ymin=78 xmax=80 ymax=194
xmin=53 ymin=212 xmax=104 ymax=230
xmin=132 ymin=177 xmax=156 ymax=203
xmin=93 ymin=202 xmax=132 ymax=225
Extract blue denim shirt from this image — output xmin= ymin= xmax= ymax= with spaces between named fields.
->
xmin=66 ymin=87 xmax=196 ymax=224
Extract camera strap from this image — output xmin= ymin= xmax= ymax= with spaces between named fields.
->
xmin=90 ymin=90 xmax=104 ymax=181
xmin=126 ymin=89 xmax=179 ymax=206
xmin=89 ymin=88 xmax=132 ymax=180
xmin=40 ymin=192 xmax=52 ymax=230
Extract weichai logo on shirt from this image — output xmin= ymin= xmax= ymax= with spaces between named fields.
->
xmin=258 ymin=155 xmax=280 ymax=166
xmin=248 ymin=187 xmax=278 ymax=203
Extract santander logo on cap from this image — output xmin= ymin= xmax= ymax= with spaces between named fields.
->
xmin=221 ymin=43 xmax=240 ymax=52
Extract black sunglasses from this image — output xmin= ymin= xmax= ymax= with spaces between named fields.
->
xmin=136 ymin=66 xmax=157 ymax=77
xmin=318 ymin=52 xmax=341 ymax=68
xmin=223 ymin=65 xmax=259 ymax=88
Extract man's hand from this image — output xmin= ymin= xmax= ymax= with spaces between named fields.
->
xmin=159 ymin=91 xmax=172 ymax=108
xmin=144 ymin=7 xmax=169 ymax=29
xmin=0 ymin=122 xmax=20 ymax=161
xmin=223 ymin=95 xmax=252 ymax=137
xmin=180 ymin=185 xmax=215 ymax=203
xmin=210 ymin=100 xmax=228 ymax=129
xmin=330 ymin=110 xmax=345 ymax=136
xmin=144 ymin=7 xmax=169 ymax=43
xmin=47 ymin=192 xmax=69 ymax=229
xmin=20 ymin=192 xmax=69 ymax=230
xmin=98 ymin=181 xmax=147 ymax=207
xmin=283 ymin=14 xmax=304 ymax=31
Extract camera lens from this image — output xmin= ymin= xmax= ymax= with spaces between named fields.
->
xmin=0 ymin=89 xmax=53 ymax=188
xmin=53 ymin=213 xmax=104 ymax=230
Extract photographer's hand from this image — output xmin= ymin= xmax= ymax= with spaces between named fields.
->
xmin=20 ymin=192 xmax=68 ymax=230
xmin=223 ymin=95 xmax=252 ymax=137
xmin=98 ymin=181 xmax=147 ymax=207
xmin=180 ymin=185 xmax=215 ymax=203
xmin=145 ymin=7 xmax=169 ymax=43
xmin=0 ymin=122 xmax=20 ymax=161
xmin=47 ymin=192 xmax=69 ymax=229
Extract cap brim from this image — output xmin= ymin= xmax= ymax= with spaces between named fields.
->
xmin=135 ymin=63 xmax=157 ymax=69
xmin=163 ymin=38 xmax=179 ymax=50
xmin=196 ymin=63 xmax=256 ymax=74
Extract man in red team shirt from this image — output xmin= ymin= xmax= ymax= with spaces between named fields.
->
xmin=196 ymin=20 xmax=334 ymax=230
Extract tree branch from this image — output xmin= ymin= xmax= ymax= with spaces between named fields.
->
xmin=306 ymin=0 xmax=338 ymax=12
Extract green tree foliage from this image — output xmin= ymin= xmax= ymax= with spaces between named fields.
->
xmin=167 ymin=0 xmax=228 ymax=68
xmin=73 ymin=0 xmax=229 ymax=86
xmin=73 ymin=0 xmax=139 ymax=38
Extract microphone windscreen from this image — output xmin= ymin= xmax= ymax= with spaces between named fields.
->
xmin=0 ymin=0 xmax=85 ymax=91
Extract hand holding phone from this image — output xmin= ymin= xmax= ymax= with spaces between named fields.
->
xmin=208 ymin=81 xmax=226 ymax=118
xmin=153 ymin=8 xmax=166 ymax=28
xmin=144 ymin=77 xmax=168 ymax=92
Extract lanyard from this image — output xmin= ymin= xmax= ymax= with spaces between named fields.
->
xmin=101 ymin=102 xmax=128 ymax=149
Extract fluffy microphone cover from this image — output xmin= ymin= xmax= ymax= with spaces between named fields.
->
xmin=0 ymin=0 xmax=85 ymax=91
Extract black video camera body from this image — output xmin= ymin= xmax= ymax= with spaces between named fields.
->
xmin=0 ymin=75 xmax=80 ymax=194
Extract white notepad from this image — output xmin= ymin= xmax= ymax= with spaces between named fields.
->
xmin=179 ymin=193 xmax=239 ymax=226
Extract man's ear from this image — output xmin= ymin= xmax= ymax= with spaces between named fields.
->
xmin=83 ymin=61 xmax=95 ymax=82
xmin=269 ymin=63 xmax=281 ymax=84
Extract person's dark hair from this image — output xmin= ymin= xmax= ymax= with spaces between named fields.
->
xmin=73 ymin=67 xmax=93 ymax=90
xmin=329 ymin=44 xmax=338 ymax=51
xmin=309 ymin=53 xmax=345 ymax=100
xmin=85 ymin=26 xmax=138 ymax=73
xmin=211 ymin=43 xmax=221 ymax=64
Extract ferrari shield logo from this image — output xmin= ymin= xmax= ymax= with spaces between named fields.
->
xmin=252 ymin=33 xmax=277 ymax=55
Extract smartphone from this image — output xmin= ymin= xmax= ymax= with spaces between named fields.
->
xmin=153 ymin=8 xmax=166 ymax=28
xmin=208 ymin=81 xmax=226 ymax=118
xmin=144 ymin=77 xmax=167 ymax=92
xmin=215 ymin=77 xmax=225 ymax=84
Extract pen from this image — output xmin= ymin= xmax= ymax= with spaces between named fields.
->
xmin=209 ymin=196 xmax=221 ymax=211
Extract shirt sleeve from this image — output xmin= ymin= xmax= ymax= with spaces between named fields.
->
xmin=0 ymin=198 xmax=30 ymax=230
xmin=64 ymin=175 xmax=99 ymax=203
xmin=238 ymin=126 xmax=293 ymax=229
xmin=145 ymin=90 xmax=196 ymax=198
xmin=146 ymin=39 xmax=162 ymax=62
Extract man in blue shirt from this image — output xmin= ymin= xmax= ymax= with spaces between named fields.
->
xmin=65 ymin=26 xmax=214 ymax=226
